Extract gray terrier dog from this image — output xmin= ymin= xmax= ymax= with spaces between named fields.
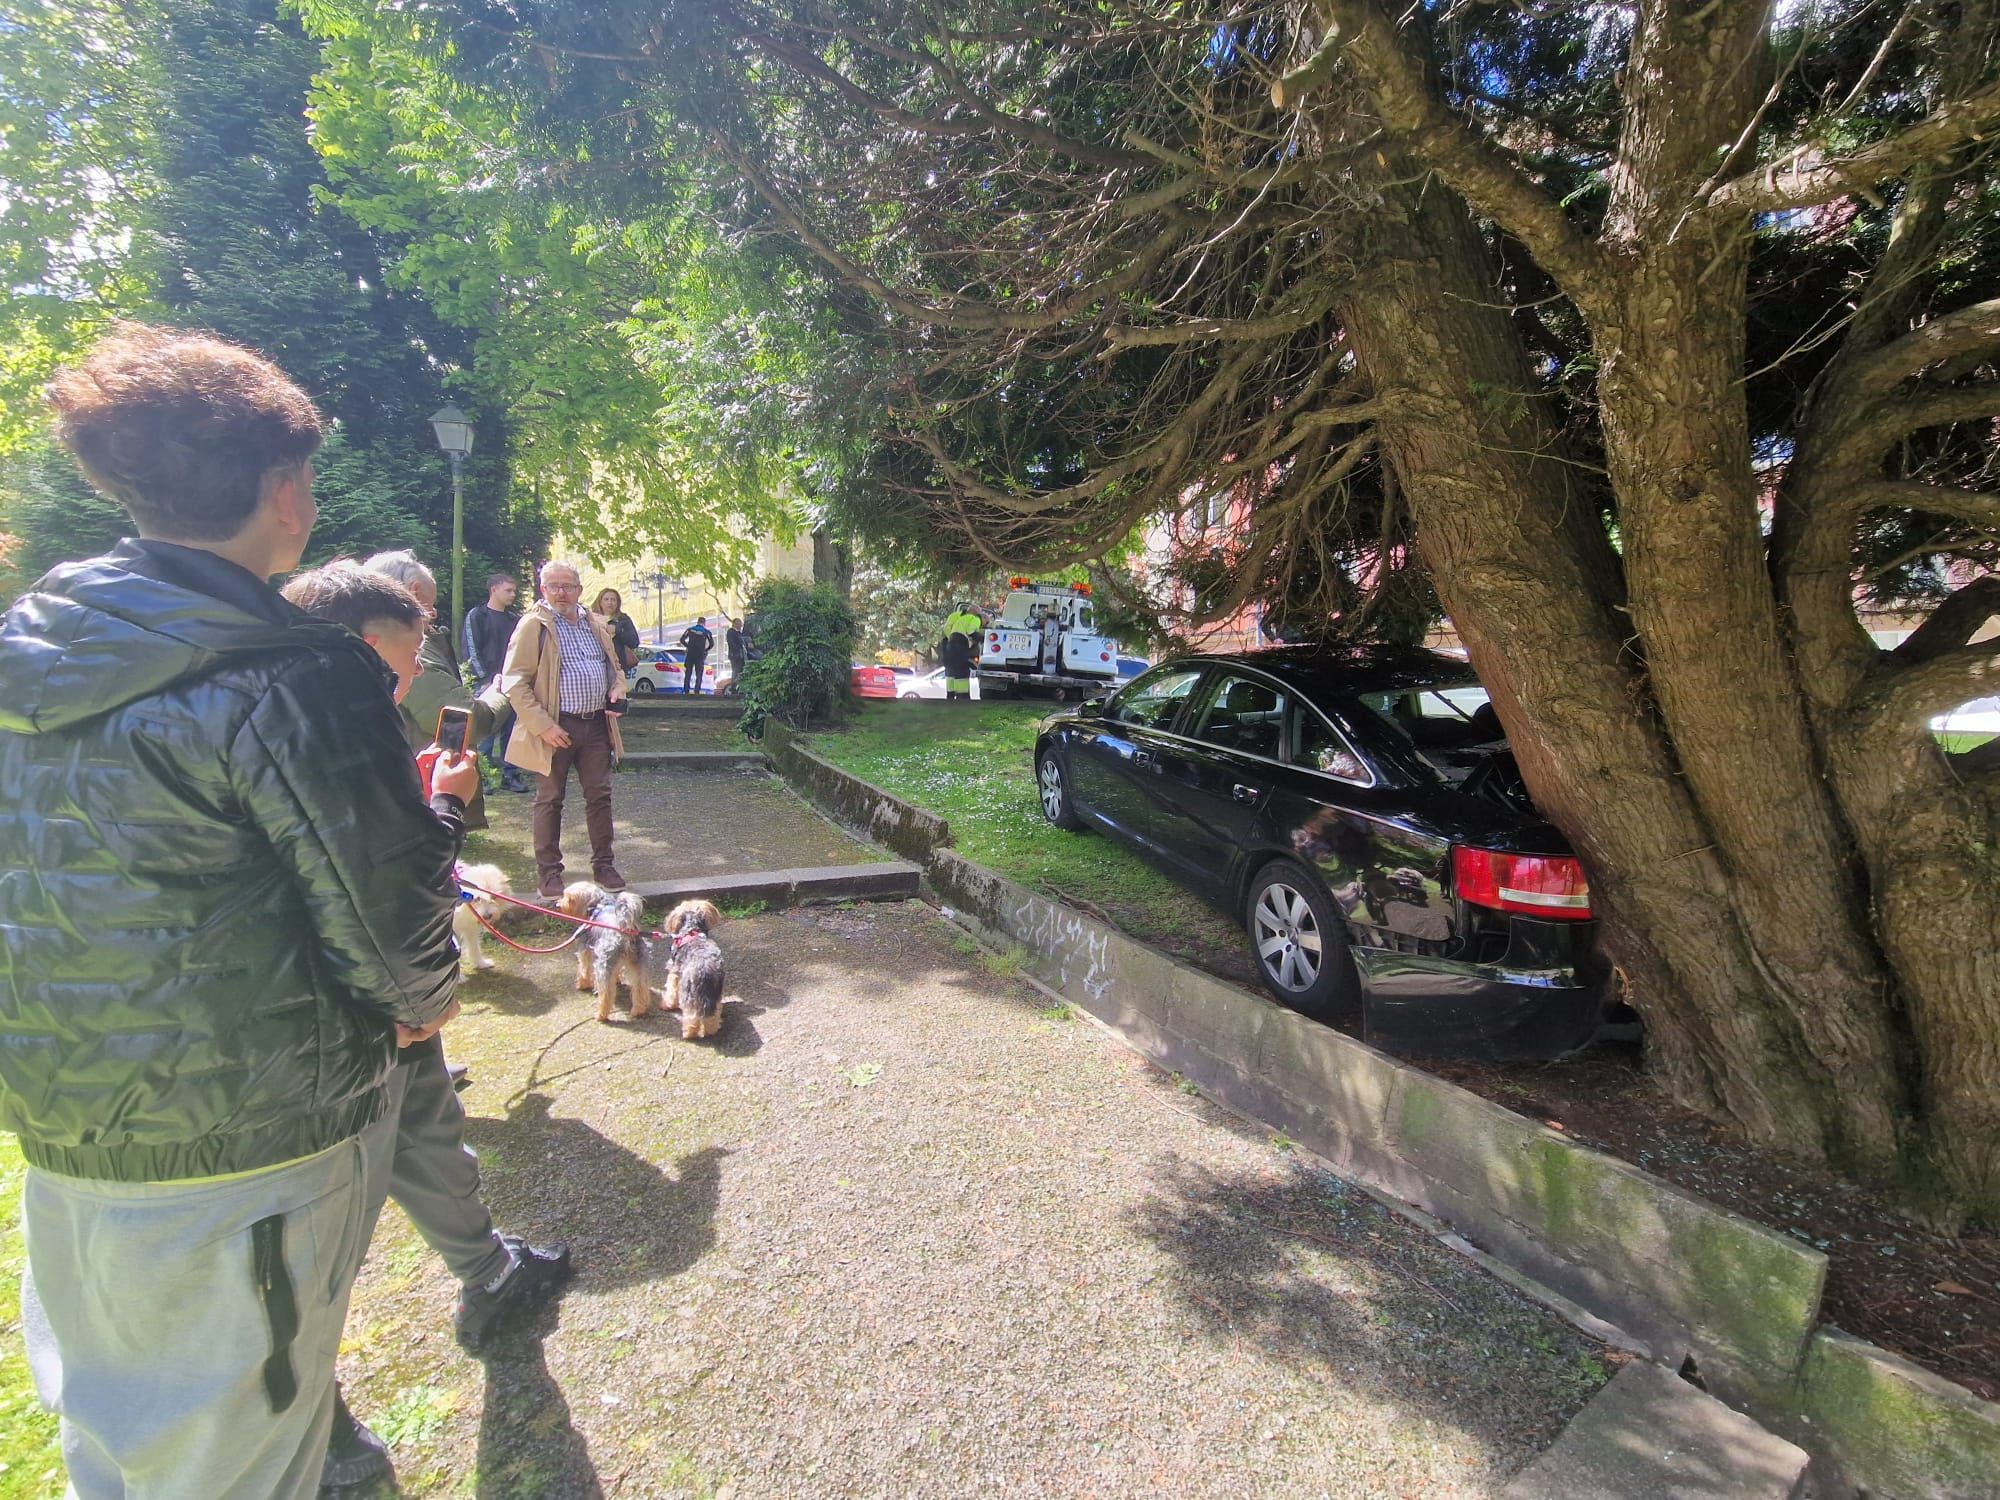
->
xmin=658 ymin=899 xmax=724 ymax=1040
xmin=556 ymin=881 xmax=652 ymax=1023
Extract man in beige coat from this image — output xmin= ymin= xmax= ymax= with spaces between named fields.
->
xmin=502 ymin=561 xmax=627 ymax=897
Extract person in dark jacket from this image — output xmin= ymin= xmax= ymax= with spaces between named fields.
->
xmin=463 ymin=572 xmax=530 ymax=792
xmin=282 ymin=564 xmax=573 ymax=1489
xmin=595 ymin=587 xmax=643 ymax=671
xmin=0 ymin=325 xmax=470 ymax=1500
xmin=724 ymin=616 xmax=747 ymax=694
xmin=678 ymin=615 xmax=714 ymax=694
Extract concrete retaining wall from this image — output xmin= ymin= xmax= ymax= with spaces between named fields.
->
xmin=771 ymin=721 xmax=2000 ymax=1498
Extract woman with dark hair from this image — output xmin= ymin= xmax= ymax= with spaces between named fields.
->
xmin=595 ymin=587 xmax=642 ymax=671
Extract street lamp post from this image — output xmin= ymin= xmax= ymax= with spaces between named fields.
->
xmin=429 ymin=405 xmax=475 ymax=639
xmin=628 ymin=563 xmax=686 ymax=645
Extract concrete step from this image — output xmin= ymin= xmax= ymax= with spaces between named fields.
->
xmin=630 ymin=861 xmax=920 ymax=910
xmin=618 ymin=751 xmax=767 ymax=771
xmin=622 ymin=696 xmax=739 ymax=719
xmin=1500 ymin=1362 xmax=1808 ymax=1500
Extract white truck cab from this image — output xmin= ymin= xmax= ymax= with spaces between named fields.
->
xmin=978 ymin=581 xmax=1119 ymax=680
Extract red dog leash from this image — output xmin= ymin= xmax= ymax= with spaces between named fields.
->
xmin=456 ymin=876 xmax=664 ymax=955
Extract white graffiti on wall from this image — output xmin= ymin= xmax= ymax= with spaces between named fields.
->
xmin=1001 ymin=891 xmax=1116 ymax=1004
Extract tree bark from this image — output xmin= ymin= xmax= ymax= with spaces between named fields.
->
xmin=1326 ymin=168 xmax=1894 ymax=1157
xmin=812 ymin=525 xmax=854 ymax=598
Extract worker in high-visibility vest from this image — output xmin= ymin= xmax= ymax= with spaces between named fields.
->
xmin=942 ymin=602 xmax=983 ymax=705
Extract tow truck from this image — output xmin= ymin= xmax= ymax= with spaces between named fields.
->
xmin=975 ymin=579 xmax=1121 ymax=699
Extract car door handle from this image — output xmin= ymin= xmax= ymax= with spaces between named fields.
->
xmin=1232 ymin=783 xmax=1262 ymax=803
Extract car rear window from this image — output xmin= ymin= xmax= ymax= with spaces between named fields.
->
xmin=1355 ymin=683 xmax=1502 ymax=780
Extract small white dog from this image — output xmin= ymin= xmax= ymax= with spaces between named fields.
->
xmin=453 ymin=863 xmax=511 ymax=975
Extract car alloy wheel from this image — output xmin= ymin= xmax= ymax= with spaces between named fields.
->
xmin=1245 ymin=859 xmax=1354 ymax=1020
xmin=1254 ymin=882 xmax=1323 ymax=993
xmin=1037 ymin=751 xmax=1082 ymax=830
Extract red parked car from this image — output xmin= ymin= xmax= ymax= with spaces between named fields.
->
xmin=850 ymin=663 xmax=901 ymax=699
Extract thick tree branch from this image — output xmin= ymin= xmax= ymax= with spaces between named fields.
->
xmin=1100 ymin=290 xmax=1340 ymax=352
xmin=1848 ymin=480 xmax=2000 ymax=527
xmin=1876 ymin=382 xmax=2000 ymax=439
xmin=1894 ymin=577 xmax=2000 ymax=664
xmin=1291 ymin=0 xmax=1609 ymax=306
xmin=1707 ymin=78 xmax=2000 ymax=217
xmin=1841 ymin=298 xmax=2000 ymax=400
xmin=1865 ymin=641 xmax=2000 ymax=729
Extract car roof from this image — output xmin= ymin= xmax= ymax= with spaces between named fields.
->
xmin=1160 ymin=644 xmax=1478 ymax=696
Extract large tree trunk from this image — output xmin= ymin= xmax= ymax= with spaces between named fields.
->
xmin=1584 ymin=248 xmax=1911 ymax=1176
xmin=812 ymin=525 xmax=854 ymax=598
xmin=1328 ymin=163 xmax=1920 ymax=1180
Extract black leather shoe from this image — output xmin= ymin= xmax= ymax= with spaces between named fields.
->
xmin=318 ymin=1385 xmax=393 ymax=1494
xmin=454 ymin=1237 xmax=574 ymax=1352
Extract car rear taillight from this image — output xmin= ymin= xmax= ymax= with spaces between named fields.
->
xmin=1100 ymin=651 xmax=1110 ymax=660
xmin=988 ymin=632 xmax=999 ymax=647
xmin=1451 ymin=846 xmax=1592 ymax=921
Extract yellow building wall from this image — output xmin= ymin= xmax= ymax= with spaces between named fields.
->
xmin=554 ymin=531 xmax=817 ymax=646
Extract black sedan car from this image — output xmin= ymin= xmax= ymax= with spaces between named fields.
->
xmin=1033 ymin=646 xmax=1622 ymax=1059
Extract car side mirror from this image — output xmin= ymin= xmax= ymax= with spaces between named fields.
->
xmin=1079 ymin=698 xmax=1105 ymax=718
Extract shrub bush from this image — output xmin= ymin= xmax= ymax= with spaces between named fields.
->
xmin=735 ymin=577 xmax=855 ymax=734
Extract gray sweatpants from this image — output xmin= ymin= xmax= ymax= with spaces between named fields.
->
xmin=384 ymin=1040 xmax=510 ymax=1288
xmin=21 ymin=1112 xmax=396 ymax=1500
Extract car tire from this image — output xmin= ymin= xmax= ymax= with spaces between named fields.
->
xmin=1245 ymin=859 xmax=1358 ymax=1021
xmin=902 ymin=691 xmax=922 ymax=700
xmin=635 ymin=676 xmax=654 ymax=694
xmin=1036 ymin=749 xmax=1083 ymax=831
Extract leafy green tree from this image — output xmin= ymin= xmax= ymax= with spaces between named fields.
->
xmin=302 ymin=1 xmax=855 ymax=580
xmin=0 ymin=0 xmax=546 ymax=595
xmin=0 ymin=0 xmax=153 ymax=450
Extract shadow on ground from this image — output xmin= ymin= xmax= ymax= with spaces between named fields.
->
xmin=459 ymin=1093 xmax=728 ymax=1497
xmin=1131 ymin=1154 xmax=1606 ymax=1454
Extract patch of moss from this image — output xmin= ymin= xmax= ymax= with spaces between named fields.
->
xmin=1804 ymin=1330 xmax=2000 ymax=1494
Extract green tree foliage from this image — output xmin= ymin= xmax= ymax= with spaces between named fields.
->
xmin=733 ymin=577 xmax=855 ymax=732
xmin=0 ymin=0 xmax=152 ymax=448
xmin=300 ymin=0 xmax=862 ymax=581
xmin=0 ymin=0 xmax=546 ymax=592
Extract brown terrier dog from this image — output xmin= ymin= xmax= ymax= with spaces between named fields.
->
xmin=659 ymin=899 xmax=724 ymax=1040
xmin=555 ymin=881 xmax=651 ymax=1023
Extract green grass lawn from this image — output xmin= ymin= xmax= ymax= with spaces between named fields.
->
xmin=1 ymin=1135 xmax=62 ymax=1500
xmin=1936 ymin=731 xmax=1995 ymax=753
xmin=802 ymin=702 xmax=1257 ymax=984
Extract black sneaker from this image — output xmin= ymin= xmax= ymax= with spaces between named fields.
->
xmin=318 ymin=1385 xmax=393 ymax=1494
xmin=454 ymin=1236 xmax=574 ymax=1351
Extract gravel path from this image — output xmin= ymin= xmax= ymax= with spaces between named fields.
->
xmin=339 ymin=899 xmax=1609 ymax=1498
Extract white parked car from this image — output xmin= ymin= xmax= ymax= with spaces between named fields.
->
xmin=902 ymin=667 xmax=982 ymax=701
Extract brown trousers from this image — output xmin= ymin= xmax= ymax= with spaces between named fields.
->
xmin=532 ymin=712 xmax=616 ymax=886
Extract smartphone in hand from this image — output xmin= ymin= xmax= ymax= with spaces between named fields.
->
xmin=435 ymin=705 xmax=473 ymax=754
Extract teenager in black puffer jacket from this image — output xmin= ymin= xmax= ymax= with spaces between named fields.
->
xmin=0 ymin=325 xmax=467 ymax=1500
